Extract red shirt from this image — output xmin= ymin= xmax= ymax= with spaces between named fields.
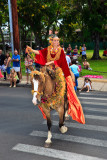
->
xmin=35 ymin=48 xmax=71 ymax=78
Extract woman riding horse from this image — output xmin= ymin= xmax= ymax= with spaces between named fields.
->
xmin=26 ymin=34 xmax=85 ymax=125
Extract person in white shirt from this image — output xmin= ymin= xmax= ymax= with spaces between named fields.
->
xmin=66 ymin=54 xmax=71 ymax=67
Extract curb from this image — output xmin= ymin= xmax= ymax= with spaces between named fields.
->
xmin=0 ymin=82 xmax=31 ymax=88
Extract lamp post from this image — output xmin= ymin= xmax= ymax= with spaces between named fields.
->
xmin=8 ymin=0 xmax=14 ymax=55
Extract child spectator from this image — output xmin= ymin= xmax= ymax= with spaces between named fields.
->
xmin=9 ymin=68 xmax=19 ymax=88
xmin=79 ymin=77 xmax=92 ymax=92
xmin=25 ymin=54 xmax=33 ymax=84
xmin=5 ymin=53 xmax=11 ymax=79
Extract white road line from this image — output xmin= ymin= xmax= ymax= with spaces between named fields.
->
xmin=12 ymin=143 xmax=106 ymax=160
xmin=79 ymin=92 xmax=107 ymax=97
xmin=84 ymin=107 xmax=107 ymax=113
xmin=30 ymin=131 xmax=107 ymax=148
xmin=81 ymin=101 xmax=107 ymax=106
xmin=85 ymin=115 xmax=107 ymax=120
xmin=53 ymin=112 xmax=107 ymax=120
xmin=43 ymin=121 xmax=107 ymax=132
xmin=78 ymin=96 xmax=107 ymax=101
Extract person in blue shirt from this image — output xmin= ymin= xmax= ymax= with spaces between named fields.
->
xmin=11 ymin=49 xmax=21 ymax=81
xmin=69 ymin=60 xmax=80 ymax=91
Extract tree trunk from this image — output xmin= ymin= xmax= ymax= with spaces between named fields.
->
xmin=91 ymin=32 xmax=101 ymax=60
xmin=0 ymin=26 xmax=6 ymax=55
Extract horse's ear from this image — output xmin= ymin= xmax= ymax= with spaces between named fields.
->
xmin=40 ymin=66 xmax=46 ymax=73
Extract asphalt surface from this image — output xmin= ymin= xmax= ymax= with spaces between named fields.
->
xmin=0 ymin=86 xmax=107 ymax=160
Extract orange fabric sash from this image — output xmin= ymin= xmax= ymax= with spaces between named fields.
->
xmin=38 ymin=105 xmax=47 ymax=119
xmin=66 ymin=76 xmax=85 ymax=124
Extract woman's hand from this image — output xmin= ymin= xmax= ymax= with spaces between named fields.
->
xmin=26 ymin=46 xmax=32 ymax=54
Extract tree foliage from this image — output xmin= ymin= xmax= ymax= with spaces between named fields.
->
xmin=0 ymin=0 xmax=107 ymax=58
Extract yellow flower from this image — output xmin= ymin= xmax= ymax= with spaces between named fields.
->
xmin=42 ymin=5 xmax=45 ymax=8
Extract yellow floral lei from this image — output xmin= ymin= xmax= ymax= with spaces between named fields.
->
xmin=47 ymin=45 xmax=62 ymax=62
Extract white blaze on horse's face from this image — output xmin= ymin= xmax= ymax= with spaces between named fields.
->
xmin=32 ymin=78 xmax=39 ymax=105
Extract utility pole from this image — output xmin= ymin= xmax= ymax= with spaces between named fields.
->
xmin=8 ymin=0 xmax=14 ymax=55
xmin=11 ymin=0 xmax=20 ymax=54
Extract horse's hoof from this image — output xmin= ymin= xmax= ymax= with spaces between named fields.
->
xmin=44 ymin=143 xmax=52 ymax=148
xmin=60 ymin=126 xmax=68 ymax=133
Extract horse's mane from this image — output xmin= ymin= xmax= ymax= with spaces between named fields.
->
xmin=46 ymin=67 xmax=56 ymax=80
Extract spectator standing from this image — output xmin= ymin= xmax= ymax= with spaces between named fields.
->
xmin=67 ymin=44 xmax=72 ymax=56
xmin=5 ymin=53 xmax=11 ymax=79
xmin=65 ymin=53 xmax=71 ymax=67
xmin=0 ymin=49 xmax=6 ymax=80
xmin=25 ymin=54 xmax=33 ymax=84
xmin=11 ymin=49 xmax=21 ymax=81
xmin=82 ymin=44 xmax=87 ymax=60
xmin=79 ymin=45 xmax=82 ymax=55
xmin=69 ymin=60 xmax=80 ymax=91
xmin=61 ymin=45 xmax=65 ymax=51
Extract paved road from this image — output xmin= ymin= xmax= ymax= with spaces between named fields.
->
xmin=0 ymin=86 xmax=107 ymax=160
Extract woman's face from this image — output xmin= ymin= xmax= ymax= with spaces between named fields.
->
xmin=6 ymin=53 xmax=9 ymax=57
xmin=52 ymin=37 xmax=59 ymax=47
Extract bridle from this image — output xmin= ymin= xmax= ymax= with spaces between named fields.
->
xmin=31 ymin=71 xmax=46 ymax=97
xmin=31 ymin=90 xmax=43 ymax=96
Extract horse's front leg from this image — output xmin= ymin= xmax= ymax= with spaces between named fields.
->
xmin=43 ymin=109 xmax=52 ymax=147
xmin=58 ymin=104 xmax=68 ymax=134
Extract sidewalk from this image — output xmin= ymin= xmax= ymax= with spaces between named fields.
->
xmin=0 ymin=76 xmax=107 ymax=91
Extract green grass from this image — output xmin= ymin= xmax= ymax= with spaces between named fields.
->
xmin=78 ymin=50 xmax=107 ymax=78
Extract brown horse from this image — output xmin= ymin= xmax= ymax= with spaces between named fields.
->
xmin=31 ymin=66 xmax=68 ymax=147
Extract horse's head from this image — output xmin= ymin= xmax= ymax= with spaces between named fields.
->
xmin=31 ymin=71 xmax=45 ymax=106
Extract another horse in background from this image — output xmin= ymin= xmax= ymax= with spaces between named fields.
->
xmin=31 ymin=66 xmax=68 ymax=147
